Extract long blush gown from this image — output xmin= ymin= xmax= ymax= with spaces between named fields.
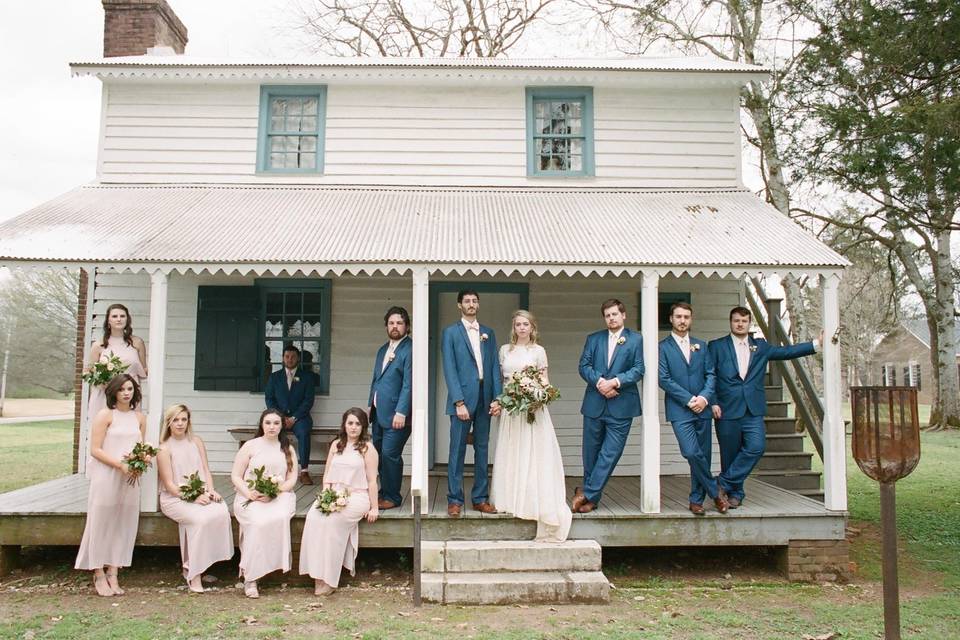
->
xmin=159 ymin=436 xmax=234 ymax=580
xmin=75 ymin=408 xmax=142 ymax=570
xmin=232 ymin=437 xmax=296 ymax=582
xmin=299 ymin=444 xmax=371 ymax=587
xmin=84 ymin=336 xmax=146 ymax=472
xmin=490 ymin=344 xmax=572 ymax=542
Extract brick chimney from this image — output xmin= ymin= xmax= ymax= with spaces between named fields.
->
xmin=102 ymin=0 xmax=188 ymax=57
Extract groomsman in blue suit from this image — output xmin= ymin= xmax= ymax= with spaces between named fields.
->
xmin=658 ymin=302 xmax=728 ymax=515
xmin=265 ymin=344 xmax=316 ymax=484
xmin=441 ymin=290 xmax=501 ymax=518
xmin=368 ymin=306 xmax=413 ymax=510
xmin=574 ymin=299 xmax=645 ymax=514
xmin=709 ymin=306 xmax=820 ymax=507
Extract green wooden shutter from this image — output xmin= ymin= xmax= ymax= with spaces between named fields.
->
xmin=194 ymin=286 xmax=260 ymax=391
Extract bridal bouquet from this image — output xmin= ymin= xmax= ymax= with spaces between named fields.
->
xmin=243 ymin=465 xmax=282 ymax=507
xmin=122 ymin=442 xmax=158 ymax=486
xmin=82 ymin=353 xmax=128 ymax=387
xmin=497 ymin=365 xmax=561 ymax=424
xmin=178 ymin=471 xmax=206 ymax=502
xmin=314 ymin=486 xmax=351 ymax=515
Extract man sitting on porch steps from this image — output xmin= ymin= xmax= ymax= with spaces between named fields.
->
xmin=709 ymin=307 xmax=821 ymax=508
xmin=658 ymin=302 xmax=729 ymax=516
xmin=265 ymin=344 xmax=316 ymax=485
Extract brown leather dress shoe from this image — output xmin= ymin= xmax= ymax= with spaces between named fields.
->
xmin=689 ymin=502 xmax=706 ymax=516
xmin=466 ymin=430 xmax=474 ymax=445
xmin=299 ymin=470 xmax=314 ymax=485
xmin=577 ymin=501 xmax=597 ymax=513
xmin=447 ymin=503 xmax=462 ymax=518
xmin=714 ymin=495 xmax=729 ymax=514
xmin=472 ymin=502 xmax=497 ymax=514
xmin=571 ymin=494 xmax=586 ymax=512
xmin=378 ymin=499 xmax=398 ymax=510
xmin=727 ymin=496 xmax=742 ymax=509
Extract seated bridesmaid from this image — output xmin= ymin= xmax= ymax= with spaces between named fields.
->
xmin=157 ymin=403 xmax=235 ymax=593
xmin=299 ymin=407 xmax=379 ymax=596
xmin=231 ymin=409 xmax=298 ymax=599
xmin=74 ymin=374 xmax=146 ymax=597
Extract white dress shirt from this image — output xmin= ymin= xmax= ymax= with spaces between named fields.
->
xmin=606 ymin=329 xmax=623 ymax=368
xmin=672 ymin=332 xmax=691 ymax=364
xmin=462 ymin=318 xmax=484 ymax=380
xmin=381 ymin=336 xmax=405 ymax=373
xmin=285 ymin=367 xmax=296 ymax=390
xmin=731 ymin=334 xmax=751 ymax=379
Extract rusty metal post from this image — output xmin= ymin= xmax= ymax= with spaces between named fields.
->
xmin=880 ymin=482 xmax=900 ymax=640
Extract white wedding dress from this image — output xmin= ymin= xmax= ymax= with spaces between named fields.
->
xmin=491 ymin=343 xmax=572 ymax=542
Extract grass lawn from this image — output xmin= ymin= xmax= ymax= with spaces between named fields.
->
xmin=1 ymin=422 xmax=958 ymax=638
xmin=0 ymin=420 xmax=73 ymax=493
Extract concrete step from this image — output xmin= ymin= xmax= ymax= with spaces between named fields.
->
xmin=422 ymin=571 xmax=609 ymax=605
xmin=765 ymin=416 xmax=800 ymax=435
xmin=764 ymin=433 xmax=806 ymax=453
xmin=766 ymin=400 xmax=790 ymax=417
xmin=757 ymin=451 xmax=813 ymax=471
xmin=754 ymin=470 xmax=822 ymax=491
xmin=422 ymin=540 xmax=602 ymax=573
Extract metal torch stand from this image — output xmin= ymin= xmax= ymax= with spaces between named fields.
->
xmin=880 ymin=481 xmax=900 ymax=640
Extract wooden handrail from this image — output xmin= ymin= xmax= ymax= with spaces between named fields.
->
xmin=745 ymin=280 xmax=825 ymax=461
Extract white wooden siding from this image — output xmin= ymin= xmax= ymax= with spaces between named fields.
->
xmin=89 ymin=271 xmax=739 ymax=475
xmin=99 ymin=84 xmax=740 ymax=188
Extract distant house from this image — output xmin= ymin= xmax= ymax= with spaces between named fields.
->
xmin=871 ymin=318 xmax=960 ymax=404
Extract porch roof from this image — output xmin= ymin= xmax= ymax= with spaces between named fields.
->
xmin=0 ymin=185 xmax=847 ymax=274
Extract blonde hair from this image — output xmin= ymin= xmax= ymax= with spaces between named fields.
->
xmin=160 ymin=404 xmax=193 ymax=442
xmin=509 ymin=309 xmax=540 ymax=347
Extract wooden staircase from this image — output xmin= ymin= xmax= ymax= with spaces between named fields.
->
xmin=759 ymin=382 xmax=824 ymax=501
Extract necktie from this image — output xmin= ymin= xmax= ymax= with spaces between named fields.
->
xmin=286 ymin=369 xmax=294 ymax=389
xmin=680 ymin=337 xmax=690 ymax=364
xmin=737 ymin=341 xmax=749 ymax=379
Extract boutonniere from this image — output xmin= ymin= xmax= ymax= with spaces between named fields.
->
xmin=480 ymin=333 xmax=489 ymax=342
xmin=617 ymin=337 xmax=626 ymax=345
xmin=293 ymin=376 xmax=301 ymax=383
xmin=691 ymin=343 xmax=701 ymax=352
xmin=387 ymin=352 xmax=396 ymax=363
xmin=749 ymin=344 xmax=758 ymax=353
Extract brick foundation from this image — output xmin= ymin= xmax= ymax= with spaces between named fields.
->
xmin=72 ymin=268 xmax=89 ymax=474
xmin=779 ymin=539 xmax=851 ymax=582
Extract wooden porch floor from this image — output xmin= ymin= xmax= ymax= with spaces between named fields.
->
xmin=0 ymin=474 xmax=845 ymax=549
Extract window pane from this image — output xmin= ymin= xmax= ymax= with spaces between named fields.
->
xmin=571 ymin=139 xmax=583 ymax=154
xmin=271 ymin=98 xmax=289 ymax=117
xmin=265 ymin=292 xmax=283 ymax=323
xmin=270 ymin=116 xmax=284 ymax=131
xmin=270 ymin=137 xmax=285 ymax=153
xmin=570 ymin=102 xmax=582 ymax=117
xmin=302 ymin=97 xmax=318 ymax=115
xmin=300 ymin=116 xmax=317 ymax=132
xmin=570 ymin=118 xmax=582 ymax=134
xmin=302 ymin=293 xmax=324 ymax=315
xmin=300 ymin=153 xmax=316 ymax=169
xmin=286 ymin=98 xmax=303 ymax=116
xmin=570 ymin=155 xmax=582 ymax=171
xmin=270 ymin=152 xmax=285 ymax=168
xmin=540 ymin=155 xmax=551 ymax=170
xmin=300 ymin=136 xmax=317 ymax=152
xmin=535 ymin=101 xmax=547 ymax=118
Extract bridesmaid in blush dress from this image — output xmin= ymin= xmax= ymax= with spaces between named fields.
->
xmin=231 ymin=409 xmax=298 ymax=599
xmin=157 ymin=404 xmax=234 ymax=593
xmin=299 ymin=407 xmax=379 ymax=596
xmin=75 ymin=374 xmax=147 ymax=597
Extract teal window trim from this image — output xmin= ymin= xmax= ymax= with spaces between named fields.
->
xmin=256 ymin=85 xmax=327 ymax=174
xmin=525 ymin=87 xmax=595 ymax=177
xmin=256 ymin=278 xmax=333 ymax=395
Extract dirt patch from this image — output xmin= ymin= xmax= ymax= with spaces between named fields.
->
xmin=0 ymin=398 xmax=72 ymax=418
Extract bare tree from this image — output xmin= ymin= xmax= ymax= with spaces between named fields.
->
xmin=585 ymin=0 xmax=818 ymax=345
xmin=294 ymin=0 xmax=559 ymax=57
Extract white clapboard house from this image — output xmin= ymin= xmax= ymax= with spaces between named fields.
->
xmin=0 ymin=0 xmax=849 ymax=581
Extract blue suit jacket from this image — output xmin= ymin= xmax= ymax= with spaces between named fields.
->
xmin=579 ymin=328 xmax=645 ymax=420
xmin=367 ymin=337 xmax=413 ymax=429
xmin=708 ymin=335 xmax=815 ymax=420
xmin=658 ymin=335 xmax=715 ymax=422
xmin=264 ymin=367 xmax=315 ymax=424
xmin=442 ymin=321 xmax=502 ymax=416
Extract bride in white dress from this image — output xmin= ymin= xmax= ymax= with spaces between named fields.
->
xmin=491 ymin=310 xmax=572 ymax=543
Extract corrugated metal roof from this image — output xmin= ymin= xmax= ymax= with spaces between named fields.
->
xmin=70 ymin=55 xmax=768 ymax=74
xmin=0 ymin=185 xmax=845 ymax=268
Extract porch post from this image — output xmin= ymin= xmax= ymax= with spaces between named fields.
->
xmin=141 ymin=269 xmax=168 ymax=512
xmin=640 ymin=271 xmax=661 ymax=513
xmin=410 ymin=267 xmax=430 ymax=514
xmin=77 ymin=266 xmax=96 ymax=475
xmin=821 ymin=273 xmax=847 ymax=512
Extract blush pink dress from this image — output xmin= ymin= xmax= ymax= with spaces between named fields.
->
xmin=159 ymin=436 xmax=235 ymax=581
xmin=75 ymin=408 xmax=142 ymax=570
xmin=233 ymin=437 xmax=296 ymax=582
xmin=299 ymin=443 xmax=371 ymax=587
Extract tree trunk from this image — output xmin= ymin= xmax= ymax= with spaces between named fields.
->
xmin=928 ymin=232 xmax=960 ymax=429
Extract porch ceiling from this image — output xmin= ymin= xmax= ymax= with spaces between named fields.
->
xmin=0 ymin=185 xmax=847 ymax=274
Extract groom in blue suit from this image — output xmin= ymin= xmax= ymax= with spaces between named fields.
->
xmin=368 ymin=306 xmax=413 ymax=510
xmin=658 ymin=302 xmax=728 ymax=515
xmin=264 ymin=344 xmax=315 ymax=484
xmin=441 ymin=290 xmax=502 ymax=518
xmin=574 ymin=299 xmax=645 ymax=514
xmin=709 ymin=306 xmax=820 ymax=507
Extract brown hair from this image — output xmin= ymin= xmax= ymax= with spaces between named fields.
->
xmin=729 ymin=306 xmax=752 ymax=321
xmin=104 ymin=374 xmax=142 ymax=410
xmin=160 ymin=404 xmax=193 ymax=443
xmin=670 ymin=301 xmax=693 ymax=316
xmin=600 ymin=298 xmax=625 ymax=316
xmin=101 ymin=303 xmax=134 ymax=348
xmin=255 ymin=409 xmax=294 ymax=473
xmin=335 ymin=407 xmax=370 ymax=455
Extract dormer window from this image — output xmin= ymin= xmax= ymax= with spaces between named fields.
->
xmin=526 ymin=87 xmax=594 ymax=177
xmin=257 ymin=86 xmax=327 ymax=173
